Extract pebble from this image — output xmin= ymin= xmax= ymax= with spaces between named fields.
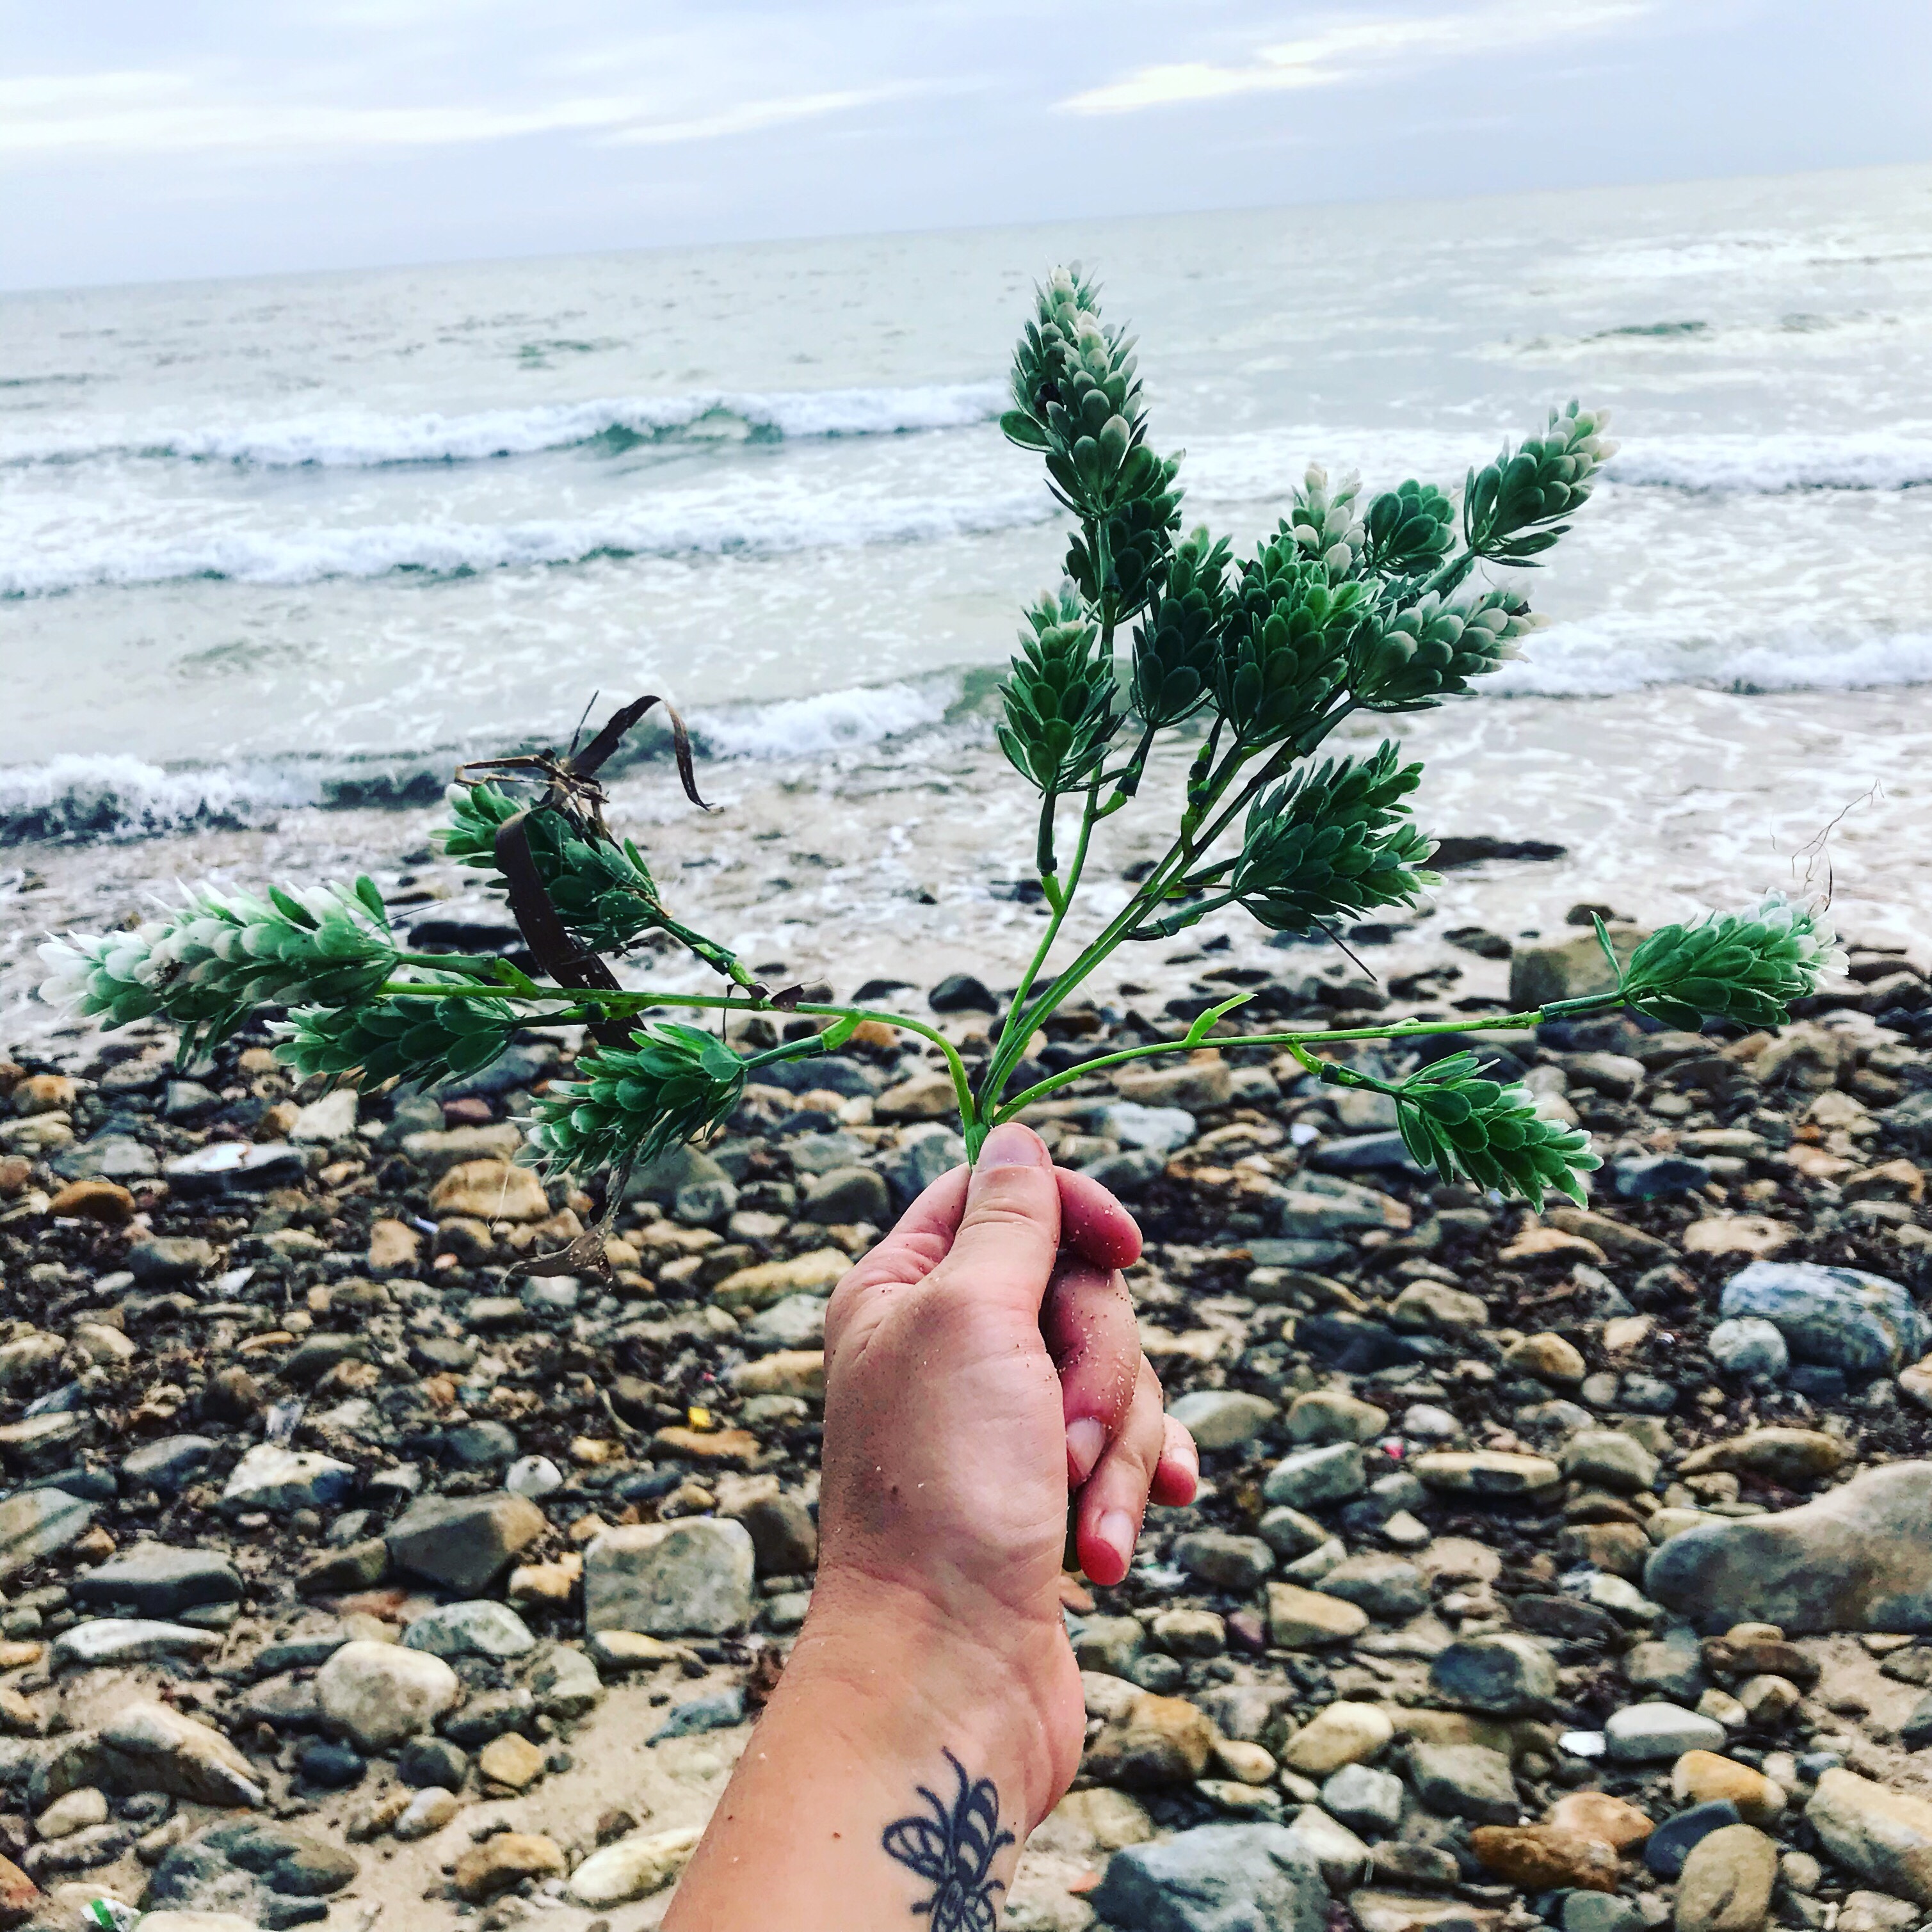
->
xmin=1280 ymin=1701 xmax=1393 ymax=1775
xmin=1262 ymin=1442 xmax=1367 ymax=1509
xmin=1675 ymin=1824 xmax=1778 ymax=1932
xmin=314 ymin=1640 xmax=460 ymax=1751
xmin=1606 ymin=1703 xmax=1728 ymax=1762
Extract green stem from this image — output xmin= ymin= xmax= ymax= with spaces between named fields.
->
xmin=979 ymin=786 xmax=1100 ymax=1110
xmin=374 ymin=978 xmax=978 ymax=1139
xmin=988 ymin=993 xmax=1620 ymax=1122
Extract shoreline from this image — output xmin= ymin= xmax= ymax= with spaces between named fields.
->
xmin=5 ymin=680 xmax=1926 ymax=1062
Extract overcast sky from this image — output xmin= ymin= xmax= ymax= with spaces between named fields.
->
xmin=4 ymin=0 xmax=1928 ymax=293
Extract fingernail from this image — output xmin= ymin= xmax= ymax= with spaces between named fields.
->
xmin=1066 ymin=1417 xmax=1106 ymax=1485
xmin=975 ymin=1122 xmax=1043 ymax=1171
xmin=1099 ymin=1508 xmax=1136 ymax=1572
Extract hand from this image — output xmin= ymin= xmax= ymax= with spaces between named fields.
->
xmin=805 ymin=1120 xmax=1199 ymax=1824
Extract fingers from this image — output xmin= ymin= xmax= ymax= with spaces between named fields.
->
xmin=832 ymin=1163 xmax=969 ymax=1295
xmin=1056 ymin=1168 xmax=1142 ymax=1273
xmin=1074 ymin=1358 xmax=1169 ymax=1586
xmin=1151 ymin=1415 xmax=1200 ymax=1508
xmin=933 ymin=1121 xmax=1063 ymax=1321
xmin=1040 ymin=1257 xmax=1140 ymax=1485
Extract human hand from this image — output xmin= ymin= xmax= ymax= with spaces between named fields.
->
xmin=800 ymin=1120 xmax=1198 ymax=1823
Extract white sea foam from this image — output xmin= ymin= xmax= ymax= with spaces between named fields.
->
xmin=1187 ymin=425 xmax=1932 ymax=504
xmin=0 ymin=380 xmax=1005 ymax=470
xmin=1491 ymin=617 xmax=1932 ymax=699
xmin=0 ymin=487 xmax=1053 ymax=598
xmin=689 ymin=677 xmax=962 ymax=759
xmin=0 ymin=754 xmax=316 ymax=844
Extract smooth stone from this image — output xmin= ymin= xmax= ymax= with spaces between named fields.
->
xmin=1286 ymin=1391 xmax=1389 ymax=1445
xmin=1806 ymin=1768 xmax=1932 ymax=1904
xmin=1675 ymin=1824 xmax=1778 ymax=1932
xmin=1430 ymin=1634 xmax=1559 ymax=1715
xmin=385 ymin=1491 xmax=546 ymax=1594
xmin=1412 ymin=1450 xmax=1561 ymax=1496
xmin=1560 ymin=1430 xmax=1660 ymax=1493
xmin=0 ymin=1489 xmax=95 ymax=1577
xmin=1405 ymin=1741 xmax=1518 ymax=1824
xmin=1319 ymin=1552 xmax=1428 ymax=1621
xmin=648 ymin=1687 xmax=745 ymax=1743
xmin=1088 ymin=1823 xmax=1328 ymax=1932
xmin=1168 ymin=1390 xmax=1279 ymax=1451
xmin=74 ymin=1544 xmax=240 ymax=1618
xmin=1645 ymin=1463 xmax=1932 ymax=1633
xmin=567 ymin=1828 xmax=704 ymax=1905
xmin=1267 ymin=1582 xmax=1369 ymax=1648
xmin=220 ymin=1445 xmax=355 ymax=1515
xmin=402 ymin=1600 xmax=535 ymax=1661
xmin=1173 ymin=1530 xmax=1275 ymax=1592
xmin=1645 ymin=1799 xmax=1743 ymax=1878
xmin=314 ymin=1640 xmax=460 ymax=1751
xmin=1605 ymin=1703 xmax=1727 ymax=1762
xmin=1672 ymin=1751 xmax=1785 ymax=1826
xmin=1719 ymin=1261 xmax=1926 ymax=1377
xmin=1707 ymin=1319 xmax=1789 ymax=1381
xmin=584 ymin=1518 xmax=756 ymax=1636
xmin=1469 ymin=1824 xmax=1620 ymax=1892
xmin=51 ymin=1619 xmax=222 ymax=1668
xmin=1281 ymin=1702 xmax=1394 ymax=1776
xmin=1322 ymin=1763 xmax=1405 ymax=1837
xmin=1263 ymin=1442 xmax=1367 ymax=1510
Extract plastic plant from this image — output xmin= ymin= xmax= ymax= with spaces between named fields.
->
xmin=44 ymin=267 xmax=1846 ymax=1223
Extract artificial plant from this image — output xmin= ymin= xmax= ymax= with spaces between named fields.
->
xmin=44 ymin=266 xmax=1844 ymax=1228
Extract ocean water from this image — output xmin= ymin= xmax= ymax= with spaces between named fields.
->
xmin=2 ymin=162 xmax=1931 ymax=843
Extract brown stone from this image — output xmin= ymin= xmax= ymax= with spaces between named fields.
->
xmin=428 ymin=1159 xmax=550 ymax=1222
xmin=0 ymin=1853 xmax=38 ymax=1929
xmin=1558 ymin=1520 xmax=1652 ymax=1580
xmin=1678 ymin=1429 xmax=1845 ymax=1487
xmin=650 ymin=1426 xmax=761 ymax=1467
xmin=453 ymin=1833 xmax=566 ymax=1903
xmin=1504 ymin=1332 xmax=1588 ymax=1385
xmin=1470 ymin=1825 xmax=1621 ymax=1893
xmin=1545 ymin=1789 xmax=1655 ymax=1851
xmin=1081 ymin=1692 xmax=1215 ymax=1789
xmin=1267 ymin=1581 xmax=1369 ymax=1648
xmin=366 ymin=1217 xmax=422 ymax=1276
xmin=1671 ymin=1751 xmax=1786 ymax=1826
xmin=1700 ymin=1638 xmax=1819 ymax=1690
xmin=46 ymin=1179 xmax=135 ymax=1225
xmin=1675 ymin=1824 xmax=1778 ymax=1932
xmin=478 ymin=1732 xmax=545 ymax=1791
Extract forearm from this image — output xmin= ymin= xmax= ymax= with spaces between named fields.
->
xmin=662 ymin=1579 xmax=1072 ymax=1932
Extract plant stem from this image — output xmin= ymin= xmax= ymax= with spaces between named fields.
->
xmin=988 ymin=992 xmax=1621 ymax=1121
xmin=978 ymin=785 xmax=1100 ymax=1111
xmin=374 ymin=978 xmax=979 ymax=1137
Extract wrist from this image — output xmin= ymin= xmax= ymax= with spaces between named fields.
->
xmin=782 ymin=1563 xmax=1083 ymax=1831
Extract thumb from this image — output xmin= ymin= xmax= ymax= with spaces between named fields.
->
xmin=937 ymin=1120 xmax=1063 ymax=1319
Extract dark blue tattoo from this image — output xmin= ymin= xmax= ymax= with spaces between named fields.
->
xmin=881 ymin=1750 xmax=1016 ymax=1931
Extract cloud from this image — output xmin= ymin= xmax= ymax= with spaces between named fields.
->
xmin=1060 ymin=0 xmax=1655 ymax=114
xmin=600 ymin=84 xmax=935 ymax=147
xmin=0 ymin=67 xmax=922 ymax=159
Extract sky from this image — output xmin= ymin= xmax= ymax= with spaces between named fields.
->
xmin=3 ymin=0 xmax=1928 ymax=292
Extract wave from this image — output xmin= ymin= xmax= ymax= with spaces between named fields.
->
xmin=0 ymin=488 xmax=1053 ymax=598
xmin=0 ymin=380 xmax=1005 ymax=471
xmin=1492 ymin=618 xmax=1932 ymax=700
xmin=1186 ymin=424 xmax=1932 ymax=505
xmin=0 ymin=755 xmax=318 ymax=846
xmin=0 ymin=676 xmax=975 ymax=843
xmin=686 ymin=676 xmax=962 ymax=760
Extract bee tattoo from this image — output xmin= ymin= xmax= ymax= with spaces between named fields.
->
xmin=881 ymin=1751 xmax=1016 ymax=1931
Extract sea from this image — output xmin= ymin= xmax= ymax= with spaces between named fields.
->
xmin=3 ymin=163 xmax=1931 ymax=1039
